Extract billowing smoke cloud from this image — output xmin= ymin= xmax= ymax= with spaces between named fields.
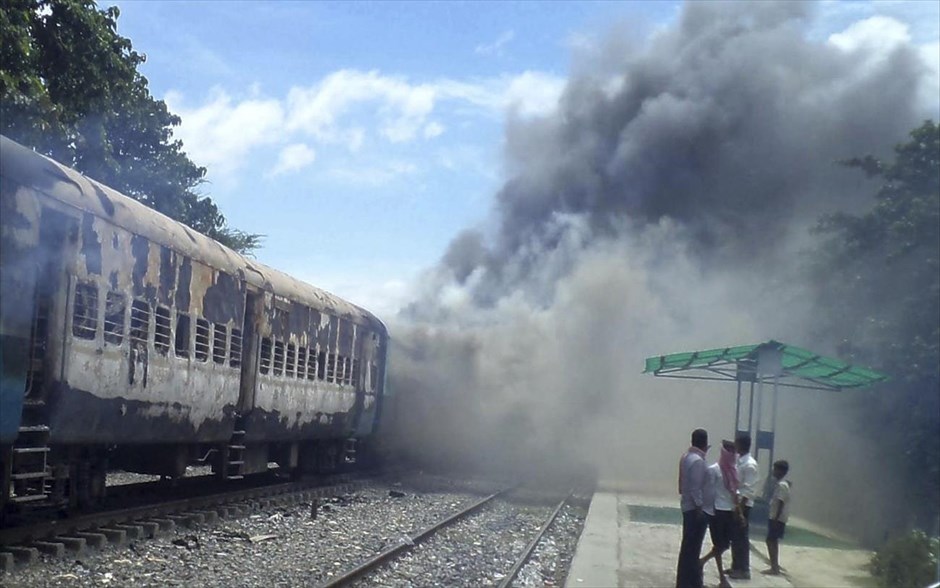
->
xmin=385 ymin=2 xmax=935 ymax=542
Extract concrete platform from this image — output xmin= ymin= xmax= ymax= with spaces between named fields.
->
xmin=566 ymin=492 xmax=873 ymax=588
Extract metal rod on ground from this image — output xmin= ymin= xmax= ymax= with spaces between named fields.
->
xmin=317 ymin=489 xmax=509 ymax=588
xmin=496 ymin=494 xmax=570 ymax=588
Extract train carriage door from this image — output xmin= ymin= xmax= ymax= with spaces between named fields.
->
xmin=27 ymin=209 xmax=75 ymax=401
xmin=7 ymin=208 xmax=75 ymax=506
xmin=236 ymin=290 xmax=261 ymax=413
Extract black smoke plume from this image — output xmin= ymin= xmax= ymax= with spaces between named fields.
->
xmin=387 ymin=1 xmax=935 ymax=542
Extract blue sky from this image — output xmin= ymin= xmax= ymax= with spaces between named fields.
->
xmin=108 ymin=0 xmax=939 ymax=317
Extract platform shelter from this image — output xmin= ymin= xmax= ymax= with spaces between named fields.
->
xmin=644 ymin=340 xmax=888 ymax=499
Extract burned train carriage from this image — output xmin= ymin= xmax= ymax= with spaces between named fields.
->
xmin=0 ymin=135 xmax=388 ymax=514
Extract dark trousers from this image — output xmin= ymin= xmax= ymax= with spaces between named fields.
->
xmin=730 ymin=505 xmax=752 ymax=572
xmin=677 ymin=510 xmax=708 ymax=588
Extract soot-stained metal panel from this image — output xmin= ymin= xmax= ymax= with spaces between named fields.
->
xmin=80 ymin=212 xmax=102 ymax=275
xmin=202 ymin=271 xmax=245 ymax=325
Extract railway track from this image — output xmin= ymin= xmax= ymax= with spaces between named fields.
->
xmin=0 ymin=471 xmax=366 ymax=572
xmin=318 ymin=488 xmax=573 ymax=588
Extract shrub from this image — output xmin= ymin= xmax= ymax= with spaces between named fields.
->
xmin=870 ymin=530 xmax=939 ymax=588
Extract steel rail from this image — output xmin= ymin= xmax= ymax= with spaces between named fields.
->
xmin=497 ymin=493 xmax=570 ymax=588
xmin=317 ymin=488 xmax=510 ymax=588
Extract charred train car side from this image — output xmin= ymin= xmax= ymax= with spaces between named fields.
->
xmin=0 ymin=135 xmax=388 ymax=515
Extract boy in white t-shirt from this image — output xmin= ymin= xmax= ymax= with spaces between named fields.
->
xmin=763 ymin=460 xmax=791 ymax=576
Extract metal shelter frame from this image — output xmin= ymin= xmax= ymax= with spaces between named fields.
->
xmin=644 ymin=340 xmax=888 ymax=499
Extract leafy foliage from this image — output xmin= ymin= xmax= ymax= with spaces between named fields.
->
xmin=0 ymin=0 xmax=261 ymax=254
xmin=813 ymin=121 xmax=940 ymax=527
xmin=869 ymin=530 xmax=939 ymax=588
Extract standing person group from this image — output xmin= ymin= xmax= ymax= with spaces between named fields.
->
xmin=677 ymin=430 xmax=791 ymax=588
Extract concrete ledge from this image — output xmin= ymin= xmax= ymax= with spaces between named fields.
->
xmin=58 ymin=536 xmax=86 ymax=553
xmin=72 ymin=532 xmax=107 ymax=548
xmin=565 ymin=492 xmax=620 ymax=588
xmin=31 ymin=541 xmax=65 ymax=557
xmin=0 ymin=551 xmax=15 ymax=573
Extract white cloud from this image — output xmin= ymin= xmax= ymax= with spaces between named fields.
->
xmin=564 ymin=31 xmax=598 ymax=53
xmin=919 ymin=41 xmax=940 ymax=117
xmin=270 ymin=143 xmax=316 ymax=176
xmin=433 ymin=72 xmax=565 ymax=118
xmin=828 ymin=16 xmax=939 ymax=116
xmin=286 ymin=70 xmax=436 ymax=147
xmin=167 ymin=69 xmax=566 ymax=183
xmin=475 ymin=30 xmax=515 ymax=57
xmin=423 ymin=121 xmax=445 ymax=139
xmin=166 ymin=88 xmax=284 ymax=176
xmin=327 ymin=161 xmax=419 ymax=186
xmin=503 ymin=71 xmax=566 ymax=118
xmin=828 ymin=15 xmax=911 ymax=54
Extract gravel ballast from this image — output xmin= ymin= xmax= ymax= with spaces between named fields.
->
xmin=352 ymin=498 xmax=553 ymax=588
xmin=514 ymin=504 xmax=588 ymax=587
xmin=2 ymin=476 xmax=586 ymax=587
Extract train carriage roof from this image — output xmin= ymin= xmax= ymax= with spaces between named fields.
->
xmin=0 ymin=135 xmax=385 ymax=333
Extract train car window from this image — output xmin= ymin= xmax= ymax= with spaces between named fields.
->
xmin=369 ymin=362 xmax=378 ymax=392
xmin=297 ymin=346 xmax=307 ymax=380
xmin=229 ymin=328 xmax=242 ymax=368
xmin=130 ymin=300 xmax=151 ymax=345
xmin=72 ymin=282 xmax=98 ymax=340
xmin=335 ymin=355 xmax=345 ymax=384
xmin=212 ymin=324 xmax=227 ymax=364
xmin=103 ymin=292 xmax=126 ymax=345
xmin=343 ymin=357 xmax=352 ymax=386
xmin=273 ymin=340 xmax=285 ymax=376
xmin=352 ymin=359 xmax=361 ymax=388
xmin=326 ymin=353 xmax=336 ymax=383
xmin=286 ymin=343 xmax=296 ymax=377
xmin=194 ymin=318 xmax=210 ymax=361
xmin=317 ymin=351 xmax=326 ymax=380
xmin=307 ymin=348 xmax=318 ymax=380
xmin=175 ymin=313 xmax=191 ymax=358
xmin=154 ymin=306 xmax=171 ymax=353
xmin=259 ymin=337 xmax=272 ymax=374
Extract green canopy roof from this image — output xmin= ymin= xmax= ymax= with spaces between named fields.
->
xmin=644 ymin=340 xmax=888 ymax=391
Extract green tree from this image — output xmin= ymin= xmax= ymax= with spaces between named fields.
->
xmin=0 ymin=0 xmax=261 ymax=254
xmin=813 ymin=120 xmax=940 ymax=529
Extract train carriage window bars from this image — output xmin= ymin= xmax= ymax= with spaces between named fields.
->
xmin=175 ymin=313 xmax=191 ymax=359
xmin=343 ymin=357 xmax=352 ymax=386
xmin=286 ymin=343 xmax=296 ymax=378
xmin=103 ymin=292 xmax=126 ymax=345
xmin=306 ymin=348 xmax=317 ymax=380
xmin=335 ymin=355 xmax=344 ymax=384
xmin=260 ymin=337 xmax=272 ymax=374
xmin=326 ymin=353 xmax=336 ymax=383
xmin=317 ymin=351 xmax=326 ymax=380
xmin=130 ymin=300 xmax=151 ymax=345
xmin=352 ymin=359 xmax=361 ymax=388
xmin=273 ymin=340 xmax=285 ymax=376
xmin=212 ymin=324 xmax=227 ymax=365
xmin=195 ymin=318 xmax=210 ymax=362
xmin=229 ymin=328 xmax=243 ymax=368
xmin=154 ymin=306 xmax=171 ymax=353
xmin=297 ymin=346 xmax=308 ymax=380
xmin=72 ymin=282 xmax=98 ymax=340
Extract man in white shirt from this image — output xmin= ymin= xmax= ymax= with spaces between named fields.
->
xmin=728 ymin=433 xmax=759 ymax=580
xmin=677 ymin=428 xmax=709 ymax=588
